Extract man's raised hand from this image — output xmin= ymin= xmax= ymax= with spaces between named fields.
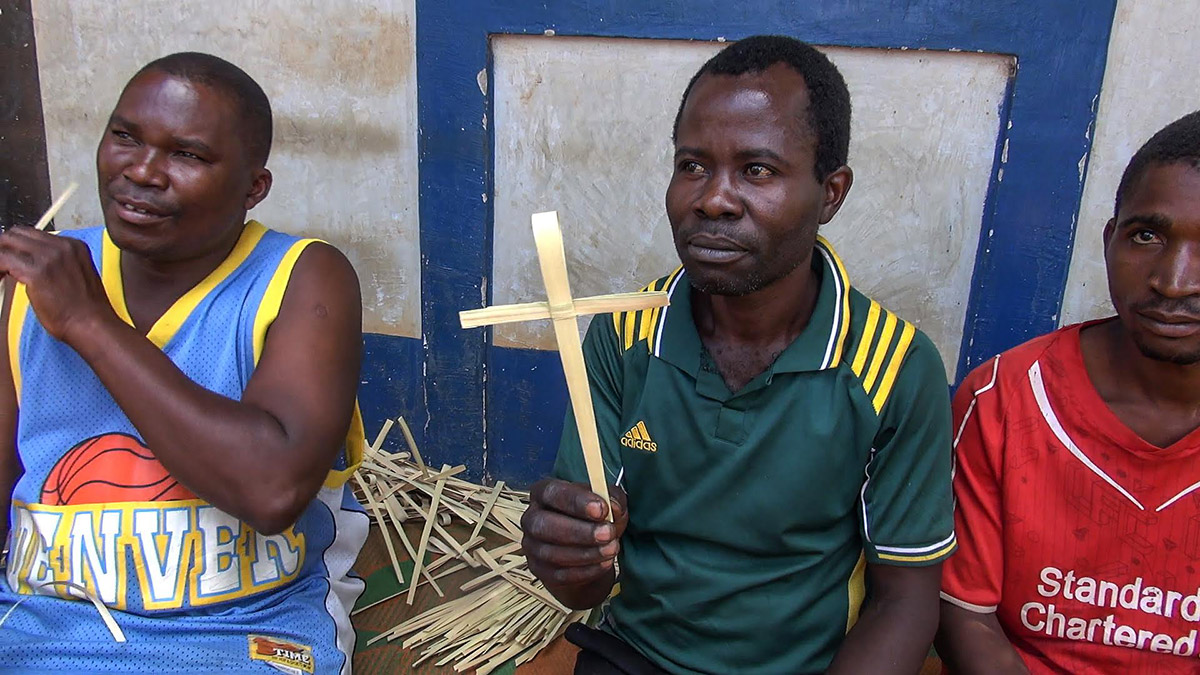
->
xmin=0 ymin=226 xmax=114 ymax=343
xmin=521 ymin=478 xmax=628 ymax=609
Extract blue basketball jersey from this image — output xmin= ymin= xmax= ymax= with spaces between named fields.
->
xmin=0 ymin=221 xmax=369 ymax=674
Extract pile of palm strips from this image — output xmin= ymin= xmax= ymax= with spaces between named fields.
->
xmin=352 ymin=417 xmax=588 ymax=674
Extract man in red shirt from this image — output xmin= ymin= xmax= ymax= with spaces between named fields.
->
xmin=939 ymin=110 xmax=1200 ymax=674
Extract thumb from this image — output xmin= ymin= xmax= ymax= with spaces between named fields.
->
xmin=609 ymin=484 xmax=628 ymax=521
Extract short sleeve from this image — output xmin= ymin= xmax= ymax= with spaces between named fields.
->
xmin=860 ymin=330 xmax=956 ymax=567
xmin=940 ymin=355 xmax=1007 ymax=612
xmin=552 ymin=315 xmax=625 ymax=487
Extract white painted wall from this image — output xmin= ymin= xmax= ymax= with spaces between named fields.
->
xmin=1061 ymin=1 xmax=1200 ymax=325
xmin=31 ymin=0 xmax=421 ymax=337
xmin=492 ymin=36 xmax=1012 ymax=378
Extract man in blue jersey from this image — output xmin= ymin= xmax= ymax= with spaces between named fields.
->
xmin=0 ymin=53 xmax=368 ymax=674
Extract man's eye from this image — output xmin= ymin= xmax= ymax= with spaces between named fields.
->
xmin=111 ymin=130 xmax=134 ymax=141
xmin=678 ymin=160 xmax=704 ymax=174
xmin=1132 ymin=230 xmax=1160 ymax=244
xmin=746 ymin=164 xmax=775 ymax=177
xmin=176 ymin=151 xmax=201 ymax=161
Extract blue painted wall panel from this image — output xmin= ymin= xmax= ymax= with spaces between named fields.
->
xmin=358 ymin=333 xmax=427 ymax=456
xmin=485 ymin=347 xmax=568 ymax=486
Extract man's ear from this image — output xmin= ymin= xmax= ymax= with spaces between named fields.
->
xmin=818 ymin=165 xmax=853 ymax=225
xmin=244 ymin=167 xmax=272 ymax=211
xmin=1102 ymin=216 xmax=1117 ymax=251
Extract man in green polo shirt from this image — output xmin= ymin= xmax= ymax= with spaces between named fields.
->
xmin=520 ymin=35 xmax=955 ymax=675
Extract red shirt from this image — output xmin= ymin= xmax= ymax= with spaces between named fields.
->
xmin=943 ymin=321 xmax=1200 ymax=673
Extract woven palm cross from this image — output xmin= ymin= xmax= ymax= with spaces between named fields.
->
xmin=460 ymin=212 xmax=668 ymax=517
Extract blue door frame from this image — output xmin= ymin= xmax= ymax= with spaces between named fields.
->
xmin=356 ymin=0 xmax=1117 ymax=486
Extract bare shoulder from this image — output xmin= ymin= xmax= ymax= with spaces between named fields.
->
xmin=282 ymin=241 xmax=362 ymax=317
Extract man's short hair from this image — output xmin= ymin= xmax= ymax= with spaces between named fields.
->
xmin=1115 ymin=110 xmax=1200 ymax=216
xmin=672 ymin=35 xmax=851 ymax=181
xmin=136 ymin=52 xmax=273 ymax=167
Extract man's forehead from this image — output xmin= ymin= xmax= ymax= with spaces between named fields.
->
xmin=1124 ymin=162 xmax=1200 ymax=204
xmin=1118 ymin=162 xmax=1200 ymax=223
xmin=689 ymin=66 xmax=808 ymax=104
xmin=116 ymin=70 xmax=237 ymax=122
xmin=677 ymin=68 xmax=813 ymax=148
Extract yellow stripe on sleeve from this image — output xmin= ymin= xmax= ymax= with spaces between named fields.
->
xmin=871 ymin=321 xmax=916 ymax=413
xmin=861 ymin=311 xmax=897 ymax=394
xmin=850 ymin=300 xmax=881 ymax=376
xmin=637 ymin=306 xmax=655 ymax=344
xmin=251 ymin=238 xmax=319 ymax=365
xmin=876 ymin=539 xmax=957 ymax=563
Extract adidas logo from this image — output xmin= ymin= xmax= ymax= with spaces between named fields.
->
xmin=620 ymin=421 xmax=657 ymax=453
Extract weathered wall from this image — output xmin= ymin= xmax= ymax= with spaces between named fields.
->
xmin=492 ymin=36 xmax=1013 ymax=377
xmin=30 ymin=0 xmax=421 ymax=337
xmin=21 ymin=1 xmax=1119 ymax=482
xmin=1061 ymin=1 xmax=1200 ymax=325
xmin=1 ymin=0 xmax=51 ymax=228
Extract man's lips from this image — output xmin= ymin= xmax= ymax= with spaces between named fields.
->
xmin=110 ymin=195 xmax=171 ymax=224
xmin=686 ymin=233 xmax=747 ymax=263
xmin=1137 ymin=309 xmax=1200 ymax=338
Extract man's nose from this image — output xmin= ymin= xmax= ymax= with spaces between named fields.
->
xmin=694 ymin=172 xmax=742 ymax=220
xmin=122 ymin=148 xmax=168 ymax=189
xmin=1150 ymin=243 xmax=1200 ymax=299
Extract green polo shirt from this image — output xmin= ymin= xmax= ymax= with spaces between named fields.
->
xmin=553 ymin=237 xmax=955 ymax=675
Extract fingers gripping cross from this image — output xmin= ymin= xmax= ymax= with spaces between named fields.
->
xmin=460 ymin=212 xmax=668 ymax=520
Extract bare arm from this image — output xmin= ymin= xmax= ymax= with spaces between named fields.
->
xmin=827 ymin=563 xmax=942 ymax=675
xmin=0 ymin=227 xmax=362 ymax=534
xmin=936 ymin=601 xmax=1030 ymax=674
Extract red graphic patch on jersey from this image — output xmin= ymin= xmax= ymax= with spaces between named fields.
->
xmin=41 ymin=432 xmax=196 ymax=505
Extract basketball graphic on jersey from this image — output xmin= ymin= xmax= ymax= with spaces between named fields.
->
xmin=41 ymin=432 xmax=197 ymax=505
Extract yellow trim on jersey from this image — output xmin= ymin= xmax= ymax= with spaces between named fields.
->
xmin=845 ymin=302 xmax=917 ymax=415
xmin=612 ymin=267 xmax=683 ymax=353
xmin=102 ymin=222 xmax=269 ymax=349
xmin=875 ymin=539 xmax=957 ymax=563
xmin=100 ymin=230 xmax=130 ymax=326
xmin=845 ymin=552 xmax=866 ymax=633
xmin=8 ymin=283 xmax=30 ymax=400
xmin=816 ymin=236 xmax=851 ymax=366
xmin=323 ymin=404 xmax=366 ymax=489
xmin=622 ymin=309 xmax=636 ymax=351
xmin=251 ymin=238 xmax=320 ymax=364
xmin=871 ymin=321 xmax=916 ymax=413
xmin=850 ymin=300 xmax=881 ymax=377
xmin=861 ymin=311 xmax=897 ymax=393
